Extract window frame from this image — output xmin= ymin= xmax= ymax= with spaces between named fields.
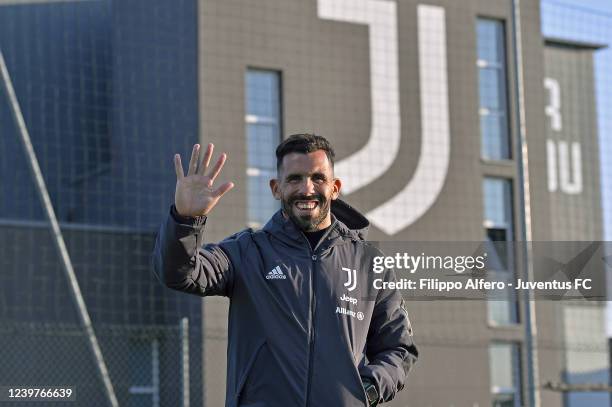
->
xmin=476 ymin=17 xmax=512 ymax=161
xmin=128 ymin=338 xmax=160 ymax=407
xmin=244 ymin=68 xmax=283 ymax=228
xmin=483 ymin=177 xmax=519 ymax=326
xmin=489 ymin=342 xmax=523 ymax=407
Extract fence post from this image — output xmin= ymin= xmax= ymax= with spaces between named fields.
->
xmin=181 ymin=317 xmax=190 ymax=407
xmin=510 ymin=1 xmax=541 ymax=406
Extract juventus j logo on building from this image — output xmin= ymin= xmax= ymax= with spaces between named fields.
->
xmin=342 ymin=267 xmax=358 ymax=292
xmin=318 ymin=1 xmax=451 ymax=235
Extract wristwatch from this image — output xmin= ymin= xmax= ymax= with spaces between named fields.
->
xmin=362 ymin=379 xmax=379 ymax=406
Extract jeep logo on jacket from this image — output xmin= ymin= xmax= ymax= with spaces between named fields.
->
xmin=152 ymin=199 xmax=418 ymax=407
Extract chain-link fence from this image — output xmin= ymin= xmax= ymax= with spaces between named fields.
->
xmin=0 ymin=321 xmax=201 ymax=407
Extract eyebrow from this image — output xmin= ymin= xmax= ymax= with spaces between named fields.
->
xmin=284 ymin=172 xmax=328 ymax=181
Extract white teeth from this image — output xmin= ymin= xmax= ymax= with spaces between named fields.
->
xmin=296 ymin=201 xmax=317 ymax=209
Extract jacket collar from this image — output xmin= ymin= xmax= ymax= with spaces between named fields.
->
xmin=262 ymin=199 xmax=370 ymax=248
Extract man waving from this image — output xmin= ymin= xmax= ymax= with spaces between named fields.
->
xmin=152 ymin=133 xmax=418 ymax=406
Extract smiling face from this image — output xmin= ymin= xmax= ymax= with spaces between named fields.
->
xmin=270 ymin=150 xmax=341 ymax=232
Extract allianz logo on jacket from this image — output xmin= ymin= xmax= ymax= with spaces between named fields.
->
xmin=266 ymin=266 xmax=287 ymax=280
xmin=336 ymin=306 xmax=365 ymax=321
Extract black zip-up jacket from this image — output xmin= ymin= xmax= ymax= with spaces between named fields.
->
xmin=152 ymin=199 xmax=418 ymax=406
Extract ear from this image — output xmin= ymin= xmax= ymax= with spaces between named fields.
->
xmin=331 ymin=177 xmax=342 ymax=200
xmin=270 ymin=178 xmax=281 ymax=200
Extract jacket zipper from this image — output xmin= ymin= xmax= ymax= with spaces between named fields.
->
xmin=303 ymin=222 xmax=337 ymax=407
xmin=305 ymin=249 xmax=317 ymax=407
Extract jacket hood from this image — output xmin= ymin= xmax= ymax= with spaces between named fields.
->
xmin=330 ymin=199 xmax=370 ymax=240
xmin=262 ymin=198 xmax=370 ymax=245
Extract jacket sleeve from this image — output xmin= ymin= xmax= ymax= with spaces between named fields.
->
xmin=359 ymin=269 xmax=418 ymax=403
xmin=151 ymin=204 xmax=239 ymax=297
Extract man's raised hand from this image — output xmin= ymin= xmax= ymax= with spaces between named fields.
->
xmin=174 ymin=143 xmax=234 ymax=218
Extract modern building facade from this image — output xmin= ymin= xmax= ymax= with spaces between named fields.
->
xmin=543 ymin=37 xmax=609 ymax=407
xmin=197 ymin=0 xmax=545 ymax=406
xmin=0 ymin=0 xmax=607 ymax=406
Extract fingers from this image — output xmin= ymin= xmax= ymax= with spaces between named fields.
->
xmin=182 ymin=143 xmax=227 ymax=182
xmin=207 ymin=152 xmax=227 ymax=182
xmin=197 ymin=143 xmax=214 ymax=175
xmin=174 ymin=154 xmax=184 ymax=180
xmin=187 ymin=144 xmax=200 ymax=176
xmin=214 ymin=182 xmax=234 ymax=198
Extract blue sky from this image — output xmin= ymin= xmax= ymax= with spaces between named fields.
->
xmin=540 ymin=0 xmax=612 ymax=335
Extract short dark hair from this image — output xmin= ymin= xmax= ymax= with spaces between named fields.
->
xmin=275 ymin=133 xmax=336 ymax=171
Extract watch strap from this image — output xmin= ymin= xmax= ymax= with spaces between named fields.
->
xmin=362 ymin=378 xmax=379 ymax=406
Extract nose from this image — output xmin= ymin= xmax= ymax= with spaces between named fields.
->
xmin=298 ymin=177 xmax=316 ymax=196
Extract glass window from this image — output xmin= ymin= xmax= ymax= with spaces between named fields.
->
xmin=477 ymin=19 xmax=510 ymax=160
xmin=483 ymin=178 xmax=513 ymax=233
xmin=245 ymin=69 xmax=282 ymax=228
xmin=483 ymin=178 xmax=518 ymax=325
xmin=489 ymin=343 xmax=522 ymax=407
xmin=128 ymin=339 xmax=159 ymax=407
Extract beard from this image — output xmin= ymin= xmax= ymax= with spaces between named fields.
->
xmin=281 ymin=192 xmax=331 ymax=232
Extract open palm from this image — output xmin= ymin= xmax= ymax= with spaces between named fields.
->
xmin=174 ymin=143 xmax=234 ymax=217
